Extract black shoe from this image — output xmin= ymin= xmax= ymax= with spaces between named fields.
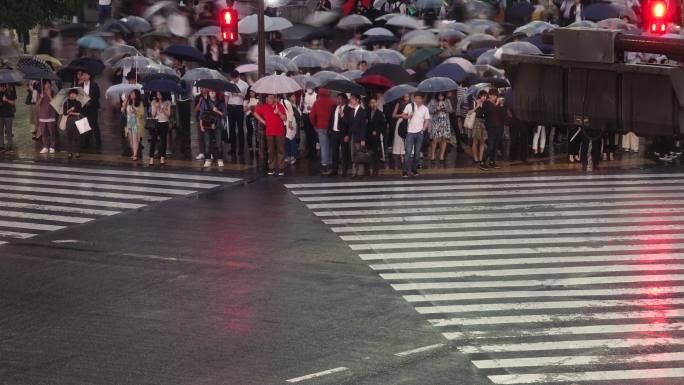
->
xmin=328 ymin=171 xmax=338 ymax=176
xmin=402 ymin=172 xmax=409 ymax=178
xmin=489 ymin=162 xmax=500 ymax=169
xmin=412 ymin=171 xmax=419 ymax=177
xmin=479 ymin=163 xmax=489 ymax=171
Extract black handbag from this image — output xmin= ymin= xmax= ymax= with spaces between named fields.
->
xmin=354 ymin=148 xmax=373 ymax=164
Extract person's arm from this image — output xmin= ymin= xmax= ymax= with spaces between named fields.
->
xmin=253 ymin=108 xmax=266 ymax=126
xmin=392 ymin=103 xmax=402 ymax=119
xmin=276 ymin=103 xmax=287 ymax=122
xmin=151 ymin=102 xmax=159 ymax=118
xmin=423 ymin=107 xmax=430 ymax=132
xmin=360 ymin=109 xmax=368 ymax=147
xmin=401 ymin=104 xmax=411 ymax=120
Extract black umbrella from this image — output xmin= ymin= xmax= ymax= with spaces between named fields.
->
xmin=362 ymin=63 xmax=412 ymax=85
xmin=70 ymin=57 xmax=105 ymax=76
xmin=100 ymin=19 xmax=131 ymax=34
xmin=303 ymin=28 xmax=334 ymax=42
xmin=58 ymin=23 xmax=89 ymax=36
xmin=361 ymin=35 xmax=399 ymax=47
xmin=163 ymin=44 xmax=206 ymax=63
xmin=57 ymin=65 xmax=88 ymax=82
xmin=22 ymin=68 xmax=59 ymax=81
xmin=0 ymin=69 xmax=24 ymax=84
xmin=195 ymin=79 xmax=240 ymax=93
xmin=141 ymin=73 xmax=180 ymax=84
xmin=506 ymin=2 xmax=535 ymax=24
xmin=322 ymin=79 xmax=366 ymax=96
xmin=143 ymin=79 xmax=183 ymax=93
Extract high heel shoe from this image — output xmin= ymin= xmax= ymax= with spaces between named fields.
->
xmin=149 ymin=158 xmax=155 ymax=166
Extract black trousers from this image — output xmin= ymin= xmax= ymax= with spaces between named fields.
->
xmin=227 ymin=105 xmax=244 ymax=154
xmin=330 ymin=131 xmax=351 ymax=175
xmin=509 ymin=119 xmax=529 ymax=162
xmin=83 ymin=108 xmax=100 ymax=148
xmin=303 ymin=113 xmax=317 ymax=159
xmin=484 ymin=128 xmax=502 ymax=163
xmin=602 ymin=130 xmax=616 ymax=154
xmin=568 ymin=126 xmax=582 ymax=156
xmin=580 ymin=129 xmax=602 ymax=166
xmin=245 ymin=114 xmax=257 ymax=149
xmin=149 ymin=121 xmax=169 ymax=159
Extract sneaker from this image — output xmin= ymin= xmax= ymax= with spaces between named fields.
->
xmin=479 ymin=163 xmax=489 ymax=171
xmin=217 ymin=159 xmax=224 ymax=167
xmin=267 ymin=170 xmax=276 ymax=176
xmin=489 ymin=162 xmax=501 ymax=169
xmin=290 ymin=158 xmax=297 ymax=165
xmin=196 ymin=153 xmax=205 ymax=160
xmin=402 ymin=172 xmax=409 ymax=178
xmin=203 ymin=160 xmax=212 ymax=167
xmin=49 ymin=148 xmax=55 ymax=154
xmin=39 ymin=148 xmax=49 ymax=154
xmin=278 ymin=171 xmax=285 ymax=176
xmin=411 ymin=171 xmax=419 ymax=177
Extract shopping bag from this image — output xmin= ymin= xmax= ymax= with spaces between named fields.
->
xmin=75 ymin=117 xmax=92 ymax=134
xmin=59 ymin=115 xmax=68 ymax=131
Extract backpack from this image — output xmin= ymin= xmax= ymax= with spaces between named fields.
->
xmin=397 ymin=102 xmax=415 ymax=139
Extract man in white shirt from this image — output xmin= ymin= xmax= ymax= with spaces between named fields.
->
xmin=226 ymin=70 xmax=249 ymax=156
xmin=401 ymin=93 xmax=430 ymax=177
xmin=302 ymin=88 xmax=317 ymax=159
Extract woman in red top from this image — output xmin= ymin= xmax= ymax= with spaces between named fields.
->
xmin=254 ymin=94 xmax=287 ymax=176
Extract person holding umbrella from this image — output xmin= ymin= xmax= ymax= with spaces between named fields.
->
xmin=199 ymin=90 xmax=226 ymax=168
xmin=78 ymin=70 xmax=101 ymax=150
xmin=121 ymin=90 xmax=145 ymax=161
xmin=37 ymin=80 xmax=57 ymax=154
xmin=62 ymin=89 xmax=84 ymax=159
xmin=150 ymin=92 xmax=172 ymax=165
xmin=254 ymin=94 xmax=287 ymax=176
xmin=476 ymin=88 xmax=506 ymax=170
xmin=329 ymin=93 xmax=352 ymax=177
xmin=0 ymin=83 xmax=17 ymax=152
xmin=227 ymin=70 xmax=249 ymax=156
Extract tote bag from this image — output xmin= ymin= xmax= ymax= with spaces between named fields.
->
xmin=75 ymin=117 xmax=92 ymax=134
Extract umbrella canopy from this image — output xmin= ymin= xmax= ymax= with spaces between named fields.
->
xmin=323 ymin=79 xmax=366 ymax=95
xmin=282 ymin=46 xmax=313 ymax=59
xmin=292 ymin=53 xmax=324 ymax=69
xmin=267 ymin=17 xmax=294 ymax=32
xmin=596 ymin=18 xmax=635 ymax=31
xmin=475 ymin=49 xmax=501 ymax=67
xmin=403 ymin=47 xmax=442 ymax=68
xmin=121 ymin=16 xmax=152 ymax=33
xmin=339 ymin=49 xmax=380 ymax=69
xmin=304 ymin=11 xmax=340 ymax=27
xmin=474 ymin=64 xmax=505 ymax=79
xmin=427 ymin=63 xmax=472 ymax=82
xmin=568 ymin=20 xmax=598 ymax=28
xmin=312 ymin=49 xmax=344 ymax=69
xmin=362 ymin=63 xmax=412 ymax=84
xmin=363 ymin=27 xmax=394 ymax=36
xmin=524 ymin=34 xmax=554 ymax=54
xmin=417 ymin=77 xmax=458 ymax=93
xmin=386 ymin=15 xmax=423 ymax=30
xmin=141 ymin=73 xmax=180 ymax=84
xmin=238 ymin=14 xmax=274 ymax=35
xmin=182 ymin=68 xmax=227 ymax=83
xmin=252 ymin=74 xmax=301 ymax=94
xmin=342 ymin=70 xmax=363 ymax=81
xmin=465 ymin=19 xmax=503 ymax=35
xmin=292 ymin=74 xmax=321 ymax=89
xmin=437 ymin=21 xmax=471 ymax=35
xmin=195 ymin=79 xmax=240 ymax=93
xmin=70 ymin=57 xmax=105 ymax=76
xmin=513 ymin=21 xmax=557 ymax=37
xmin=100 ymin=20 xmax=131 ymax=34
xmin=384 ymin=84 xmax=417 ymax=103
xmin=50 ymin=88 xmax=90 ymax=112
xmin=21 ymin=68 xmax=59 ymax=81
xmin=281 ymin=24 xmax=316 ymax=41
xmin=400 ymin=30 xmax=440 ymax=47
xmin=377 ymin=13 xmax=401 ymax=22
xmin=103 ymin=44 xmax=141 ymax=65
xmin=139 ymin=30 xmax=172 ymax=46
xmin=163 ymin=44 xmax=205 ymax=63
xmin=35 ymin=55 xmax=62 ymax=70
xmin=193 ymin=26 xmax=221 ymax=39
xmin=443 ymin=57 xmax=477 ymax=74
xmin=333 ymin=44 xmax=359 ymax=57
xmin=357 ymin=74 xmax=395 ymax=88
xmin=472 ymin=77 xmax=510 ymax=88
xmin=235 ymin=63 xmax=258 ymax=74
xmin=105 ymin=83 xmax=143 ymax=103
xmin=458 ymin=33 xmax=498 ymax=51
xmin=0 ymin=69 xmax=24 ymax=84
xmin=137 ymin=62 xmax=175 ymax=76
xmin=362 ymin=35 xmax=399 ymax=47
xmin=337 ymin=14 xmax=372 ymax=30
xmin=494 ymin=41 xmax=543 ymax=60
xmin=312 ymin=70 xmax=347 ymax=85
xmin=265 ymin=55 xmax=298 ymax=74
xmin=142 ymin=0 xmax=177 ymax=20
xmin=584 ymin=2 xmax=637 ymax=22
xmin=113 ymin=56 xmax=154 ymax=70
xmin=17 ymin=56 xmax=53 ymax=75
xmin=77 ymin=35 xmax=108 ymax=50
xmin=373 ymin=49 xmax=406 ymax=65
xmin=143 ymin=79 xmax=183 ymax=93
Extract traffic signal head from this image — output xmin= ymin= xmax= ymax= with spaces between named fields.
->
xmin=648 ymin=1 xmax=668 ymax=34
xmin=219 ymin=8 xmax=238 ymax=43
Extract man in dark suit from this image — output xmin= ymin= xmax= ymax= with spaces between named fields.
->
xmin=366 ymin=96 xmax=386 ymax=176
xmin=347 ymin=94 xmax=369 ymax=177
xmin=78 ymin=70 xmax=101 ymax=149
xmin=328 ymin=93 xmax=351 ymax=177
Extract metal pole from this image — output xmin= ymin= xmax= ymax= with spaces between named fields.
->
xmin=257 ymin=0 xmax=267 ymax=171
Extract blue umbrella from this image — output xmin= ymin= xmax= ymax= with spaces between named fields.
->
xmin=77 ymin=35 xmax=108 ymax=50
xmin=417 ymin=77 xmax=458 ymax=93
xmin=143 ymin=79 xmax=183 ymax=93
xmin=427 ymin=63 xmax=472 ymax=82
xmin=524 ymin=34 xmax=553 ymax=54
xmin=163 ymin=44 xmax=206 ymax=63
xmin=475 ymin=49 xmax=501 ymax=68
xmin=384 ymin=84 xmax=417 ymax=104
xmin=584 ymin=3 xmax=627 ymax=22
xmin=466 ymin=47 xmax=489 ymax=60
xmin=362 ymin=35 xmax=399 ymax=46
xmin=0 ymin=69 xmax=24 ymax=84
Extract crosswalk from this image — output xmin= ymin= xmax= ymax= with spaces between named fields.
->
xmin=285 ymin=172 xmax=684 ymax=384
xmin=0 ymin=162 xmax=240 ymax=245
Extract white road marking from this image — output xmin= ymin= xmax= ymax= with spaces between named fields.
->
xmin=0 ymin=201 xmax=120 ymax=216
xmin=0 ymin=192 xmax=148 ymax=208
xmin=332 ymin=212 xmax=684 ymax=232
xmin=52 ymin=240 xmax=80 ymax=244
xmin=488 ymin=367 xmax=684 ymax=384
xmin=416 ymin=298 xmax=684 ymax=314
xmin=0 ymin=162 xmax=240 ymax=183
xmin=0 ymin=176 xmax=196 ymax=195
xmin=0 ymin=210 xmax=93 ymax=224
xmin=390 ymin=273 xmax=684 ymax=291
xmin=458 ymin=337 xmax=684 ymax=354
xmin=0 ymin=230 xmax=36 ymax=239
xmin=371 ymin=252 xmax=684 ymax=270
xmin=403 ymin=285 xmax=684 ymax=302
xmin=394 ymin=343 xmax=446 ymax=357
xmin=472 ymin=352 xmax=684 ymax=369
xmin=285 ymin=367 xmax=349 ymax=383
xmin=0 ymin=184 xmax=169 ymax=201
xmin=0 ymin=220 xmax=65 ymax=231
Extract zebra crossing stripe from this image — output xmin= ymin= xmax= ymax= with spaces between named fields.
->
xmin=458 ymin=337 xmax=684 ymax=354
xmin=0 ymin=184 xmax=169 ymax=201
xmin=0 ymin=176 xmax=197 ymax=195
xmin=488 ymin=368 xmax=684 ymax=384
xmin=0 ymin=230 xmax=37 ymax=239
xmin=0 ymin=210 xmax=93 ymax=224
xmin=0 ymin=220 xmax=65 ymax=231
xmin=0 ymin=192 xmax=146 ymax=209
xmin=0 ymin=201 xmax=120 ymax=216
xmin=473 ymin=352 xmax=684 ymax=369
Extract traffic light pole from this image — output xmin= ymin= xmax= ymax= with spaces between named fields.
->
xmin=257 ymin=0 xmax=267 ymax=170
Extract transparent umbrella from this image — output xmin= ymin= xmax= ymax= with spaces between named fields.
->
xmin=113 ymin=56 xmax=154 ymax=70
xmin=568 ymin=20 xmax=598 ymax=28
xmin=235 ymin=64 xmax=259 ymax=74
xmin=436 ymin=21 xmax=471 ymax=35
xmin=50 ymin=87 xmax=90 ymax=112
xmin=267 ymin=17 xmax=294 ymax=32
xmin=373 ymin=49 xmax=406 ymax=65
xmin=513 ymin=21 xmax=557 ymax=37
xmin=494 ymin=41 xmax=542 ymax=60
xmin=340 ymin=49 xmax=380 ymax=69
xmin=142 ymin=0 xmax=177 ymax=20
xmin=281 ymin=46 xmax=313 ymax=59
xmin=458 ymin=33 xmax=498 ymax=51
xmin=334 ymin=44 xmax=360 ymax=57
xmin=363 ymin=27 xmax=394 ymax=36
xmin=386 ymin=15 xmax=422 ymax=30
xmin=342 ymin=70 xmax=363 ymax=81
xmin=475 ymin=48 xmax=501 ymax=67
xmin=265 ymin=55 xmax=298 ymax=73
xmin=105 ymin=83 xmax=143 ymax=104
xmin=193 ymin=26 xmax=220 ymax=39
xmin=252 ymin=74 xmax=302 ymax=94
xmin=312 ymin=70 xmax=347 ymax=85
xmin=443 ymin=57 xmax=477 ymax=74
xmin=292 ymin=53 xmax=324 ymax=69
xmin=304 ymin=11 xmax=340 ymax=27
xmin=311 ymin=49 xmax=344 ymax=69
xmin=337 ymin=14 xmax=372 ymax=30
xmin=400 ymin=30 xmax=439 ymax=47
xmin=465 ymin=19 xmax=503 ymax=35
xmin=292 ymin=74 xmax=321 ymax=89
xmin=103 ymin=44 xmax=141 ymax=65
xmin=121 ymin=16 xmax=152 ymax=33
xmin=181 ymin=67 xmax=227 ymax=82
xmin=417 ymin=77 xmax=458 ymax=93
xmin=384 ymin=84 xmax=417 ymax=103
xmin=239 ymin=14 xmax=275 ymax=35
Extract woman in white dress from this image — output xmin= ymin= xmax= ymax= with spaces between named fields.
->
xmin=391 ymin=94 xmax=411 ymax=163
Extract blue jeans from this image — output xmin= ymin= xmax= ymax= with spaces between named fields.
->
xmin=403 ymin=132 xmax=423 ymax=174
xmin=98 ymin=5 xmax=112 ymax=25
xmin=203 ymin=128 xmax=223 ymax=160
xmin=484 ymin=129 xmax=501 ymax=163
xmin=285 ymin=137 xmax=299 ymax=158
xmin=316 ymin=128 xmax=331 ymax=166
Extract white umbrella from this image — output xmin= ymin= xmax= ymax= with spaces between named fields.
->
xmin=337 ymin=14 xmax=372 ymax=30
xmin=417 ymin=77 xmax=458 ymax=93
xmin=239 ymin=14 xmax=275 ymax=35
xmin=363 ymin=27 xmax=394 ymax=37
xmin=167 ymin=12 xmax=191 ymax=37
xmin=386 ymin=15 xmax=423 ymax=30
xmin=311 ymin=49 xmax=344 ymax=69
xmin=267 ymin=17 xmax=294 ymax=32
xmin=373 ymin=49 xmax=406 ymax=65
xmin=235 ymin=63 xmax=258 ymax=73
xmin=50 ymin=88 xmax=90 ymax=113
xmin=247 ymin=43 xmax=275 ymax=63
xmin=281 ymin=46 xmax=313 ymax=59
xmin=142 ymin=0 xmax=177 ymax=20
xmin=192 ymin=26 xmax=221 ymax=39
xmin=376 ymin=13 xmax=401 ymax=22
xmin=291 ymin=74 xmax=321 ymax=89
xmin=400 ymin=30 xmax=439 ymax=47
xmin=334 ymin=44 xmax=360 ymax=57
xmin=304 ymin=11 xmax=340 ymax=27
xmin=444 ymin=57 xmax=477 ymax=74
xmin=105 ymin=83 xmax=143 ymax=104
xmin=252 ymin=74 xmax=301 ymax=94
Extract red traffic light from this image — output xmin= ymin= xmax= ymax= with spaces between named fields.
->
xmin=219 ymin=8 xmax=238 ymax=43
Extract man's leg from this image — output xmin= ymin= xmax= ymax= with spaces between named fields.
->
xmin=266 ymin=135 xmax=276 ymax=171
xmin=235 ymin=108 xmax=245 ymax=155
xmin=329 ymin=132 xmax=340 ymax=175
xmin=0 ymin=118 xmax=6 ymax=148
xmin=341 ymin=139 xmax=351 ymax=176
xmin=277 ymin=136 xmax=286 ymax=171
xmin=5 ymin=117 xmax=13 ymax=150
xmin=403 ymin=133 xmax=416 ymax=174
xmin=412 ymin=133 xmax=424 ymax=173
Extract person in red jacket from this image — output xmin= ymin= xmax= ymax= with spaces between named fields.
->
xmin=255 ymin=94 xmax=287 ymax=176
xmin=309 ymin=88 xmax=337 ymax=175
